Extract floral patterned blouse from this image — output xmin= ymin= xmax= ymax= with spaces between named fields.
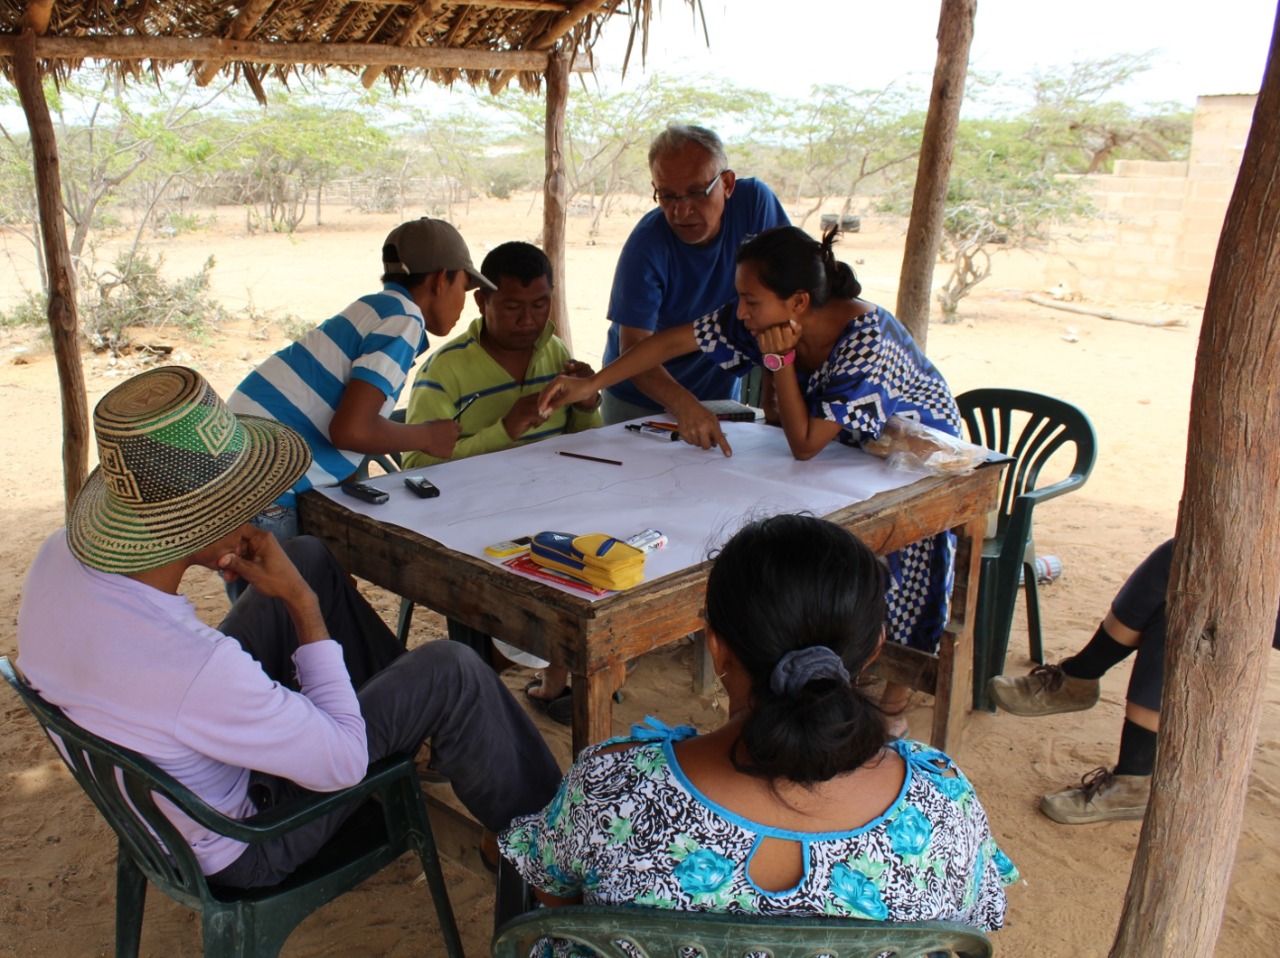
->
xmin=500 ymin=719 xmax=1017 ymax=934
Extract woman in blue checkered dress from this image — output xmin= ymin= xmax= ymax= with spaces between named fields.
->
xmin=538 ymin=226 xmax=962 ymax=725
xmin=696 ymin=225 xmax=962 ymax=663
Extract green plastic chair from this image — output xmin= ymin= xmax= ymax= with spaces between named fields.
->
xmin=492 ymin=904 xmax=993 ymax=958
xmin=955 ymin=388 xmax=1097 ymax=711
xmin=1 ymin=656 xmax=463 ymax=958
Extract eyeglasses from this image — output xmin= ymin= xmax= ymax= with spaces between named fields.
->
xmin=653 ymin=170 xmax=729 ymax=207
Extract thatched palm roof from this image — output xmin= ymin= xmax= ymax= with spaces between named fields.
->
xmin=1 ymin=0 xmax=704 ymax=513
xmin=0 ymin=0 xmax=693 ymax=100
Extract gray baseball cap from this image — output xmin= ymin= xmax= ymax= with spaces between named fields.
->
xmin=382 ymin=218 xmax=496 ymax=291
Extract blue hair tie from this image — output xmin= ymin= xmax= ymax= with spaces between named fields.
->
xmin=769 ymin=646 xmax=851 ymax=696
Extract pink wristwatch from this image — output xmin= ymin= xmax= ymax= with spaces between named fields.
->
xmin=762 ymin=349 xmax=796 ymax=372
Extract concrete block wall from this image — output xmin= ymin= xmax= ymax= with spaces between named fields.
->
xmin=1037 ymin=95 xmax=1255 ymax=305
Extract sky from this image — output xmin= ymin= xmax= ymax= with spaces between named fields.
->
xmin=584 ymin=0 xmax=1276 ymax=108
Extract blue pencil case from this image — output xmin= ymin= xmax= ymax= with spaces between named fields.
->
xmin=530 ymin=531 xmax=646 ymax=591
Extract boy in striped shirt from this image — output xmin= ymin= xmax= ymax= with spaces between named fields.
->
xmin=228 ymin=218 xmax=492 ymax=543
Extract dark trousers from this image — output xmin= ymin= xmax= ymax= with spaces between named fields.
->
xmin=1112 ymin=538 xmax=1280 ymax=712
xmin=208 ymin=537 xmax=562 ymax=888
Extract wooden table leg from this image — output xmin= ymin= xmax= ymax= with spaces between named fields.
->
xmin=572 ymin=662 xmax=626 ymax=756
xmin=929 ymin=513 xmax=985 ymax=751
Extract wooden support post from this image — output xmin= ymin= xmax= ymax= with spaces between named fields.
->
xmin=1109 ymin=8 xmax=1280 ymax=955
xmin=543 ymin=49 xmax=571 ymax=352
xmin=894 ymin=0 xmax=975 ymax=352
xmin=13 ymin=30 xmax=89 ymax=519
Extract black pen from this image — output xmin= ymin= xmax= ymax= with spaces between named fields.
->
xmin=453 ymin=394 xmax=479 ymax=421
xmin=626 ymin=423 xmax=680 ymax=442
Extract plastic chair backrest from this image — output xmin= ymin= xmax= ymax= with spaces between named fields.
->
xmin=956 ymin=387 xmax=1097 ymax=544
xmin=1 ymin=656 xmax=215 ymax=908
xmin=955 ymin=389 xmax=1098 ymax=699
xmin=492 ymin=904 xmax=993 ymax=958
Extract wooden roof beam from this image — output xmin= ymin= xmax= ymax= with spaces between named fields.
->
xmin=0 ymin=34 xmax=551 ymax=72
xmin=489 ymin=0 xmax=610 ymax=91
xmin=193 ymin=0 xmax=275 ymax=87
xmin=360 ymin=0 xmax=435 ymax=89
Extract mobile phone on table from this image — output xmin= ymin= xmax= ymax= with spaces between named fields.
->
xmin=403 ymin=475 xmax=441 ymax=499
xmin=342 ymin=481 xmax=389 ymax=505
xmin=484 ymin=536 xmax=532 ymax=557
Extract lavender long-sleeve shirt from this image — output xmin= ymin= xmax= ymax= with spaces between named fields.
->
xmin=17 ymin=532 xmax=368 ymax=874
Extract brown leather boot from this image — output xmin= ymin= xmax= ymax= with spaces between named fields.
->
xmin=987 ymin=664 xmax=1100 ymax=716
xmin=1040 ymin=767 xmax=1151 ymax=824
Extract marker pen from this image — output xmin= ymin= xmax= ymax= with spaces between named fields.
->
xmin=625 ymin=423 xmax=680 ymax=442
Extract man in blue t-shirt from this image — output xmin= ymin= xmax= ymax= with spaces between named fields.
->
xmin=602 ymin=124 xmax=789 ymax=438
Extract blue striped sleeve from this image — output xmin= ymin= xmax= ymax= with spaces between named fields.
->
xmin=351 ymin=317 xmax=424 ymax=400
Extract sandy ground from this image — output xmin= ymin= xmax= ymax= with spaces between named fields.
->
xmin=1 ymin=195 xmax=1277 ymax=957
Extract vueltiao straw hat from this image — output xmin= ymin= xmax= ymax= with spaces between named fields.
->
xmin=66 ymin=366 xmax=311 ymax=573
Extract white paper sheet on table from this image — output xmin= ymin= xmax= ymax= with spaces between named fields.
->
xmin=315 ymin=421 xmax=931 ymax=601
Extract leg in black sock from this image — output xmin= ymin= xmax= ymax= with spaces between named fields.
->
xmin=1114 ymin=717 xmax=1158 ymax=776
xmin=1061 ymin=624 xmax=1136 ymax=680
xmin=1064 ymin=540 xmax=1177 ymax=682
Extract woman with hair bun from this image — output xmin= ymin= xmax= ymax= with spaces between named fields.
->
xmin=500 ymin=515 xmax=1016 ymax=932
xmin=540 ymin=226 xmax=963 ymax=730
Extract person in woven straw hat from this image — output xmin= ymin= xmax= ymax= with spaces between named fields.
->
xmin=17 ymin=366 xmax=561 ymax=887
xmin=226 ymin=217 xmax=495 ymax=557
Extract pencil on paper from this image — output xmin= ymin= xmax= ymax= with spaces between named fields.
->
xmin=557 ymin=451 xmax=623 ymax=466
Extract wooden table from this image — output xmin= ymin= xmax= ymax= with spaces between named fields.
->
xmin=300 ymin=458 xmax=1002 ymax=754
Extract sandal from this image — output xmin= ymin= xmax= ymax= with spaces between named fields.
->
xmin=524 ymin=680 xmax=573 ymax=726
